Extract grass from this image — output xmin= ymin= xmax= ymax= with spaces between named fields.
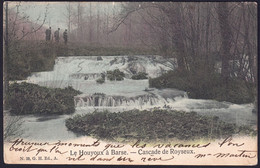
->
xmin=65 ymin=109 xmax=256 ymax=142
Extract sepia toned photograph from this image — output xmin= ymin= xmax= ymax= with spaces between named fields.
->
xmin=3 ymin=1 xmax=258 ymax=166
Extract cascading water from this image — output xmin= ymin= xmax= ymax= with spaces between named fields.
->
xmin=26 ymin=55 xmax=183 ymax=109
xmin=75 ymin=94 xmax=160 ymax=107
xmin=16 ymin=55 xmax=256 ymax=140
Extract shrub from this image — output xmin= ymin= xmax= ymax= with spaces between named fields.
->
xmin=149 ymin=70 xmax=255 ymax=104
xmin=131 ymin=72 xmax=148 ymax=80
xmin=107 ymin=69 xmax=125 ymax=81
xmin=65 ymin=109 xmax=256 ymax=141
xmin=7 ymin=82 xmax=81 ymax=115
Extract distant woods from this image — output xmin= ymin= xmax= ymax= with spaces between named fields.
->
xmin=110 ymin=2 xmax=257 ymax=83
xmin=3 ymin=2 xmax=257 ymax=83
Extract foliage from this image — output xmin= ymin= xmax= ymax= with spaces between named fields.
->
xmin=7 ymin=82 xmax=81 ymax=115
xmin=149 ymin=69 xmax=255 ymax=104
xmin=131 ymin=72 xmax=148 ymax=80
xmin=9 ymin=41 xmax=56 ymax=80
xmin=65 ymin=109 xmax=256 ymax=141
xmin=107 ymin=69 xmax=125 ymax=81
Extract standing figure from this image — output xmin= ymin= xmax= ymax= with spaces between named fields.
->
xmin=45 ymin=27 xmax=51 ymax=41
xmin=54 ymin=28 xmax=60 ymax=42
xmin=63 ymin=29 xmax=68 ymax=45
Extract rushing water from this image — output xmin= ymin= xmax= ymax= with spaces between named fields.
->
xmin=9 ymin=55 xmax=257 ymax=141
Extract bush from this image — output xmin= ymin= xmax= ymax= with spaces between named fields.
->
xmin=7 ymin=82 xmax=81 ymax=115
xmin=65 ymin=109 xmax=256 ymax=141
xmin=107 ymin=69 xmax=125 ymax=81
xmin=149 ymin=70 xmax=255 ymax=104
xmin=131 ymin=72 xmax=148 ymax=80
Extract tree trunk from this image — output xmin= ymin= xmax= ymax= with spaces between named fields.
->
xmin=171 ymin=3 xmax=186 ymax=71
xmin=68 ymin=2 xmax=71 ymax=33
xmin=96 ymin=4 xmax=100 ymax=44
xmin=89 ymin=2 xmax=93 ymax=43
xmin=217 ymin=2 xmax=233 ymax=79
xmin=4 ymin=2 xmax=9 ymax=110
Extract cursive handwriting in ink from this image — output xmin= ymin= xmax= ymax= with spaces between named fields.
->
xmin=218 ymin=136 xmax=244 ymax=147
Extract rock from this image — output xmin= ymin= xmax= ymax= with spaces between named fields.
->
xmin=110 ymin=58 xmax=117 ymax=65
xmin=144 ymin=87 xmax=154 ymax=91
xmin=97 ymin=56 xmax=103 ymax=61
xmin=127 ymin=56 xmax=138 ymax=62
xmin=252 ymin=108 xmax=257 ymax=113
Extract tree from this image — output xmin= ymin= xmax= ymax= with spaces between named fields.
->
xmin=3 ymin=1 xmax=50 ymax=140
xmin=217 ymin=2 xmax=233 ymax=79
xmin=76 ymin=2 xmax=84 ymax=41
xmin=96 ymin=3 xmax=100 ymax=44
xmin=65 ymin=2 xmax=73 ymax=33
xmin=88 ymin=2 xmax=93 ymax=43
xmin=4 ymin=2 xmax=9 ymax=110
xmin=3 ymin=2 xmax=49 ymax=81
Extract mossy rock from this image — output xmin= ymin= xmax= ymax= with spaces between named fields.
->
xmin=107 ymin=69 xmax=125 ymax=81
xmin=96 ymin=77 xmax=105 ymax=84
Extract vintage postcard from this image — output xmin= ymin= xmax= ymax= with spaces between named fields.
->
xmin=3 ymin=1 xmax=258 ymax=166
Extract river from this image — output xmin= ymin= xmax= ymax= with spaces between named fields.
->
xmin=7 ymin=55 xmax=257 ymax=141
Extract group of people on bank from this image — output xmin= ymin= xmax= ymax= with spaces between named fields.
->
xmin=45 ymin=27 xmax=68 ymax=44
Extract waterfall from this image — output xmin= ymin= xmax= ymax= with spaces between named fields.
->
xmin=74 ymin=94 xmax=162 ymax=107
xmin=26 ymin=55 xmax=187 ymax=109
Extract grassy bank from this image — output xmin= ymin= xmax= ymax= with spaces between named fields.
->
xmin=65 ymin=109 xmax=256 ymax=142
xmin=7 ymin=82 xmax=81 ymax=115
xmin=149 ymin=70 xmax=255 ymax=104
